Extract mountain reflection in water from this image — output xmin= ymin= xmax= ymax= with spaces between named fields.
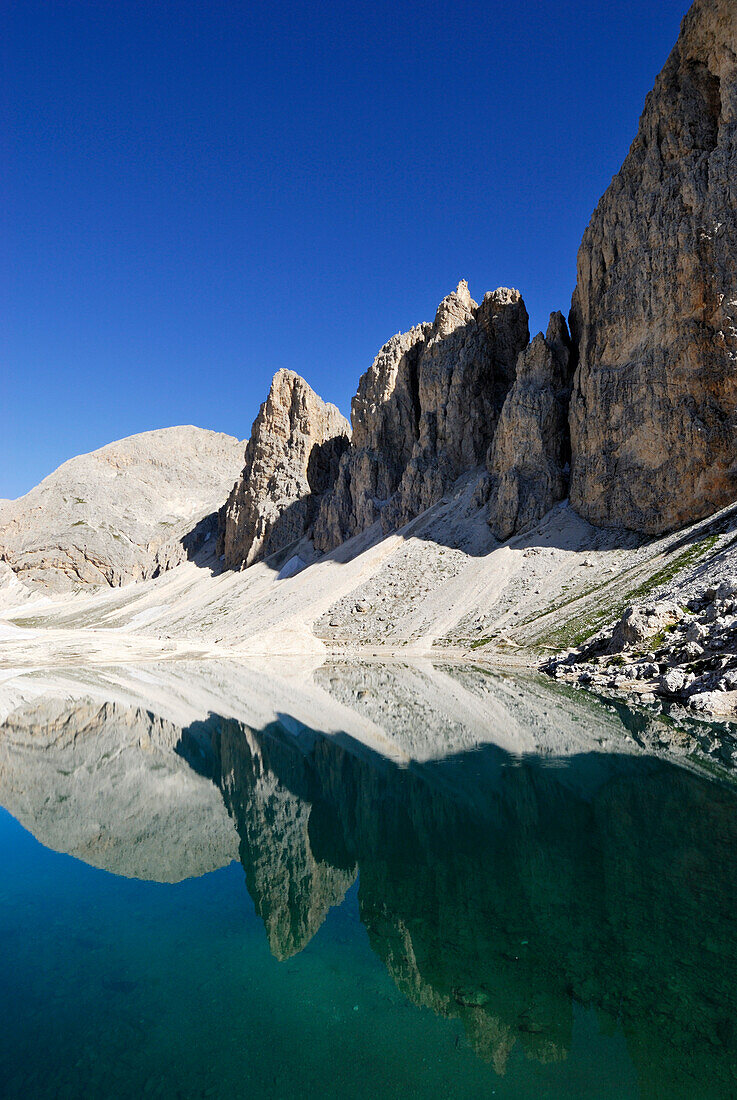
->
xmin=0 ymin=661 xmax=736 ymax=1098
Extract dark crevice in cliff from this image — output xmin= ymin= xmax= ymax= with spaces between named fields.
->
xmin=406 ymin=341 xmax=423 ymax=442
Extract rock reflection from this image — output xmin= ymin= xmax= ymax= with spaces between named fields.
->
xmin=182 ymin=716 xmax=356 ymax=959
xmin=180 ymin=703 xmax=737 ymax=1098
xmin=1 ymin=665 xmax=736 ymax=1097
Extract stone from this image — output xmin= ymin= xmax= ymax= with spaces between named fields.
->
xmin=313 ymin=282 xmax=528 ymax=551
xmin=220 ymin=370 xmax=350 ymax=569
xmin=485 ymin=312 xmax=574 ymax=540
xmin=717 ymin=578 xmax=737 ymax=601
xmin=569 ymin=0 xmax=737 ymax=534
xmin=609 ymin=603 xmax=680 ymax=651
xmin=660 ymin=669 xmax=690 ymax=695
xmin=686 ymin=621 xmax=710 ymax=643
xmin=690 ymin=691 xmax=727 ymax=713
xmin=0 ymin=427 xmax=245 ymax=593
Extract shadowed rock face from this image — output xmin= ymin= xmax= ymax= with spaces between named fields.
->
xmin=219 ymin=370 xmax=350 ymax=569
xmin=484 ymin=312 xmax=574 ymax=540
xmin=0 ymin=427 xmax=245 ymax=592
xmin=570 ymin=0 xmax=737 ymax=534
xmin=188 ymin=716 xmax=356 ymax=960
xmin=313 ymin=282 xmax=529 ymax=551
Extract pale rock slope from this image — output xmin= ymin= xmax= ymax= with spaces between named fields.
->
xmin=570 ymin=0 xmax=737 ymax=533
xmin=219 ymin=369 xmax=350 ymax=569
xmin=0 ymin=426 xmax=245 ymax=592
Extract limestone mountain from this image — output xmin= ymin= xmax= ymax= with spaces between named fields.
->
xmin=219 ymin=369 xmax=350 ymax=570
xmin=569 ymin=0 xmax=737 ymax=534
xmin=0 ymin=426 xmax=244 ymax=592
xmin=484 ymin=312 xmax=574 ymax=541
xmin=313 ymin=281 xmax=529 ymax=551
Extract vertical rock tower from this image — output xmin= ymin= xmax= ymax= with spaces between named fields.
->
xmin=569 ymin=0 xmax=737 ymax=533
xmin=220 ymin=370 xmax=350 ymax=569
xmin=486 ymin=312 xmax=574 ymax=541
xmin=314 ymin=281 xmax=529 ymax=551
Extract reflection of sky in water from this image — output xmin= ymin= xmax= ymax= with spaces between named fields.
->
xmin=0 ymin=671 xmax=735 ymax=1099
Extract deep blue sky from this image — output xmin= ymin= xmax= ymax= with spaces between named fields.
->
xmin=3 ymin=0 xmax=690 ymax=499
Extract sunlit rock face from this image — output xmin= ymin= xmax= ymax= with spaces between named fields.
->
xmin=313 ymin=282 xmax=529 ymax=551
xmin=219 ymin=369 xmax=350 ymax=569
xmin=0 ymin=427 xmax=244 ymax=592
xmin=569 ymin=0 xmax=737 ymax=533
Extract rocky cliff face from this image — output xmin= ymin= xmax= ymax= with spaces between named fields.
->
xmin=484 ymin=312 xmax=574 ymax=540
xmin=0 ymin=427 xmax=244 ymax=592
xmin=219 ymin=370 xmax=350 ymax=569
xmin=569 ymin=0 xmax=737 ymax=534
xmin=313 ymin=282 xmax=529 ymax=551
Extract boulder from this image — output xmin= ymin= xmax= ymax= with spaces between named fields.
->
xmin=610 ymin=602 xmax=682 ymax=651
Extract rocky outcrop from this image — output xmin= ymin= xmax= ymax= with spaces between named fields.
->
xmin=569 ymin=0 xmax=737 ymax=534
xmin=484 ymin=312 xmax=574 ymax=540
xmin=0 ymin=427 xmax=244 ymax=593
xmin=313 ymin=282 xmax=529 ymax=551
xmin=220 ymin=369 xmax=350 ymax=569
xmin=546 ymin=575 xmax=737 ymax=726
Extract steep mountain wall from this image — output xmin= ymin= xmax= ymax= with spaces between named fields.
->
xmin=569 ymin=0 xmax=737 ymax=533
xmin=313 ymin=281 xmax=529 ymax=551
xmin=484 ymin=312 xmax=574 ymax=540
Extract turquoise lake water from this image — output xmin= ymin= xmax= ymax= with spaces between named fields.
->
xmin=1 ymin=669 xmax=736 ymax=1098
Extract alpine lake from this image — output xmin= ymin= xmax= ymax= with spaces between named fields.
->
xmin=0 ymin=659 xmax=735 ymax=1099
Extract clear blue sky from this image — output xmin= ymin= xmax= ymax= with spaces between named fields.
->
xmin=3 ymin=0 xmax=690 ymax=499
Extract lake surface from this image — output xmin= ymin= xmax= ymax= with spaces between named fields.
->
xmin=0 ymin=660 xmax=736 ymax=1098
